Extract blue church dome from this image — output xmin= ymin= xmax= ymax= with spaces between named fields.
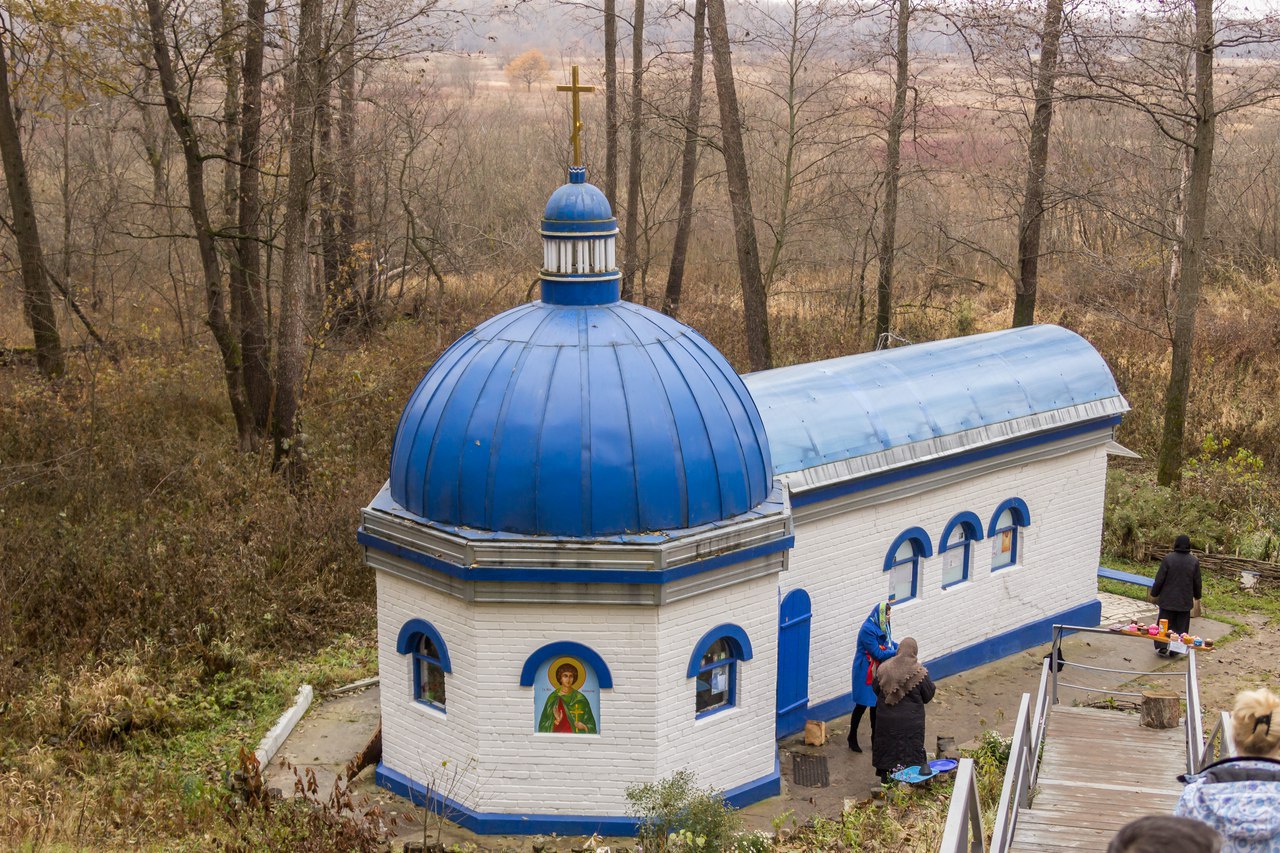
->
xmin=387 ymin=168 xmax=773 ymax=537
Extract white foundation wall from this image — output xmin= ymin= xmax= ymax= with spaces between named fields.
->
xmin=653 ymin=574 xmax=780 ymax=793
xmin=786 ymin=442 xmax=1109 ymax=713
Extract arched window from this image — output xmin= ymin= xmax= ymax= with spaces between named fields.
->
xmin=989 ymin=498 xmax=1031 ymax=571
xmin=939 ymin=512 xmax=985 ymax=589
xmin=396 ymin=619 xmax=452 ymax=711
xmin=688 ymin=624 xmax=754 ymax=718
xmin=883 ymin=527 xmax=933 ymax=604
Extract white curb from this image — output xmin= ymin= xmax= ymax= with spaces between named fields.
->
xmin=254 ymin=684 xmax=313 ymax=767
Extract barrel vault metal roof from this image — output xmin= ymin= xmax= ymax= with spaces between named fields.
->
xmin=742 ymin=324 xmax=1129 ymax=479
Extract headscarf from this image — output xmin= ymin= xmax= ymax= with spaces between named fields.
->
xmin=872 ymin=602 xmax=893 ymax=645
xmin=1174 ymin=535 xmax=1193 ymax=553
xmin=875 ymin=637 xmax=928 ymax=706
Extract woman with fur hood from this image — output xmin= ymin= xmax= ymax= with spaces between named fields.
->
xmin=871 ymin=637 xmax=935 ymax=782
xmin=1176 ymin=688 xmax=1280 ymax=852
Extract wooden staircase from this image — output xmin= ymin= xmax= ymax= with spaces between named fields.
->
xmin=1008 ymin=705 xmax=1187 ymax=851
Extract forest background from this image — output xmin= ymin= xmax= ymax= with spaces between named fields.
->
xmin=2 ymin=0 xmax=1280 ymax=846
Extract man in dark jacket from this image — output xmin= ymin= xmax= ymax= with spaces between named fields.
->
xmin=1151 ymin=534 xmax=1202 ymax=656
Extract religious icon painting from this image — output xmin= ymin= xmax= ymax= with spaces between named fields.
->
xmin=534 ymin=655 xmax=601 ymax=734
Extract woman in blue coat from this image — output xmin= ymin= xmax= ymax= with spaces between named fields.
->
xmin=848 ymin=602 xmax=897 ymax=752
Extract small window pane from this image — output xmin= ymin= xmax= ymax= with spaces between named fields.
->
xmin=696 ymin=662 xmax=731 ymax=713
xmin=889 ymin=561 xmax=914 ymax=602
xmin=942 ymin=544 xmax=967 ymax=587
xmin=996 ymin=508 xmax=1014 ymax=529
xmin=992 ymin=527 xmax=1017 ymax=569
xmin=701 ymin=638 xmax=731 ymax=668
xmin=418 ymin=657 xmax=446 ymax=707
xmin=894 ymin=539 xmax=915 ymax=562
xmin=420 ymin=636 xmax=439 ymax=659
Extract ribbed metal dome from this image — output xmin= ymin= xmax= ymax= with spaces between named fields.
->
xmin=387 ymin=299 xmax=773 ymax=537
xmin=541 ymin=166 xmax=617 ymax=236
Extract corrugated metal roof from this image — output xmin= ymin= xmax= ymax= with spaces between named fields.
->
xmin=388 ymin=299 xmax=773 ymax=538
xmin=742 ymin=325 xmax=1128 ymax=478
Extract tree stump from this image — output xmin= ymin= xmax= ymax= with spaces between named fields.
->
xmin=1141 ymin=690 xmax=1181 ymax=729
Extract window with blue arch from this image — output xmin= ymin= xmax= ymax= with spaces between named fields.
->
xmin=884 ymin=527 xmax=933 ymax=604
xmin=396 ymin=619 xmax=451 ymax=711
xmin=939 ymin=512 xmax=985 ymax=589
xmin=688 ymin=624 xmax=754 ymax=718
xmin=989 ymin=498 xmax=1031 ymax=571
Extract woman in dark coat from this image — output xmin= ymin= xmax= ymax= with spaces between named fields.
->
xmin=871 ymin=637 xmax=935 ymax=782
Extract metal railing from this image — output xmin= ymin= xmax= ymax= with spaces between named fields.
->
xmin=978 ymin=624 xmax=1207 ymax=851
xmin=1200 ymin=710 xmax=1235 ymax=769
xmin=939 ymin=758 xmax=986 ymax=853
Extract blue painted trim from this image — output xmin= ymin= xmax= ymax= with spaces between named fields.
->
xmin=359 ymin=530 xmax=794 ymax=587
xmin=778 ymin=599 xmax=1102 ymax=738
xmin=941 ymin=511 xmax=985 ymax=546
xmin=539 ymin=277 xmax=621 ymax=306
xmin=520 ymin=641 xmax=614 ymax=689
xmin=883 ymin=526 xmax=933 ymax=571
xmin=988 ymin=497 xmax=1031 ymax=535
xmin=1098 ymin=566 xmax=1154 ymax=588
xmin=687 ymin=624 xmax=755 ymax=678
xmin=395 ymin=618 xmax=452 ymax=671
xmin=791 ymin=416 xmax=1121 ymax=508
xmin=376 ymin=759 xmax=781 ymax=836
xmin=540 ymin=218 xmax=619 ymax=234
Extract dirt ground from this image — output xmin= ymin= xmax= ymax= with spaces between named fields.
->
xmin=267 ymin=592 xmax=1279 ymax=852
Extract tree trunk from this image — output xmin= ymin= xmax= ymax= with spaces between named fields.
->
xmin=706 ymin=0 xmax=772 ymax=371
xmin=273 ymin=0 xmax=324 ymax=474
xmin=604 ymin=0 xmax=619 ymax=205
xmin=1157 ymin=0 xmax=1215 ymax=487
xmin=621 ymin=0 xmax=645 ymax=302
xmin=145 ymin=0 xmax=253 ymax=445
xmin=875 ymin=0 xmax=910 ymax=344
xmin=236 ymin=0 xmax=274 ymax=437
xmin=662 ymin=0 xmax=707 ymax=319
xmin=334 ymin=0 xmax=358 ymax=324
xmin=1140 ymin=690 xmax=1181 ymax=729
xmin=0 ymin=23 xmax=64 ymax=379
xmin=1012 ymin=0 xmax=1065 ymax=328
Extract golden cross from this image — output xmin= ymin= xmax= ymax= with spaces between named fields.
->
xmin=556 ymin=65 xmax=595 ymax=167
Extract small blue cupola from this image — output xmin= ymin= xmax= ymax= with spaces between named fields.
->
xmin=539 ymin=166 xmax=621 ymax=306
xmin=386 ymin=165 xmax=774 ymax=538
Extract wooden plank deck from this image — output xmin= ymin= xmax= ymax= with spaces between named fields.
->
xmin=1008 ymin=705 xmax=1188 ymax=852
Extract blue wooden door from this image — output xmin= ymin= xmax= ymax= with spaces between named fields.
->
xmin=776 ymin=588 xmax=812 ymax=738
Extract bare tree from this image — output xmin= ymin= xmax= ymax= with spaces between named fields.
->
xmin=1156 ymin=0 xmax=1213 ymax=486
xmin=662 ymin=0 xmax=707 ymax=318
xmin=875 ymin=0 xmax=911 ymax=343
xmin=706 ymin=0 xmax=772 ymax=370
xmin=0 ymin=20 xmax=63 ymax=378
xmin=621 ymin=0 xmax=645 ymax=301
xmin=273 ymin=0 xmax=325 ymax=472
xmin=145 ymin=0 xmax=254 ymax=445
xmin=604 ymin=0 xmax=619 ymax=205
xmin=1012 ymin=0 xmax=1065 ymax=327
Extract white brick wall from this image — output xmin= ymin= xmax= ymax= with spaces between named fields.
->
xmin=786 ymin=443 xmax=1108 ymax=710
xmin=377 ymin=570 xmax=779 ymax=817
xmin=377 ymin=440 xmax=1108 ymax=819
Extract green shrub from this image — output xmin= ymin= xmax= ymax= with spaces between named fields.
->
xmin=626 ymin=770 xmax=741 ymax=853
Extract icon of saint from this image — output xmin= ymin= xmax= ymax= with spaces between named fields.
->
xmin=538 ymin=661 xmax=597 ymax=734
